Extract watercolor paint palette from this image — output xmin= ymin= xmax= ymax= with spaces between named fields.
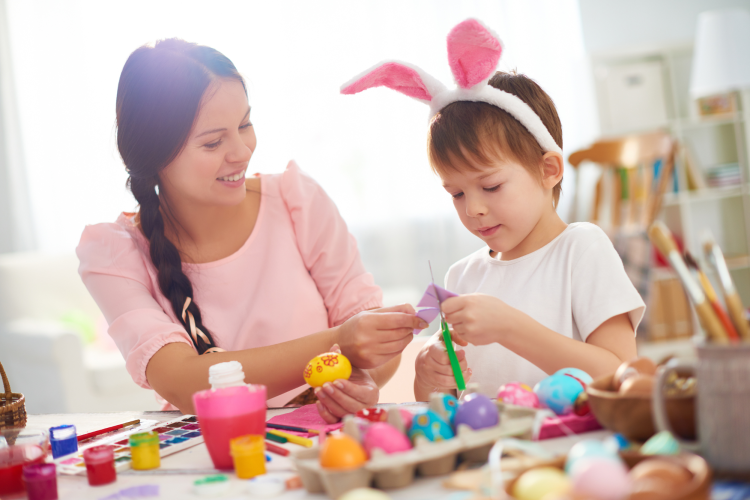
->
xmin=53 ymin=415 xmax=204 ymax=475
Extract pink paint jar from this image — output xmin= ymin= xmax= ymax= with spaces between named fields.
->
xmin=0 ymin=443 xmax=45 ymax=497
xmin=22 ymin=463 xmax=58 ymax=500
xmin=83 ymin=445 xmax=117 ymax=486
xmin=193 ymin=384 xmax=267 ymax=469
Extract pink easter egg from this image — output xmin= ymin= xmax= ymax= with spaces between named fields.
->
xmin=497 ymin=382 xmax=540 ymax=408
xmin=571 ymin=458 xmax=632 ymax=500
xmin=362 ymin=423 xmax=412 ymax=456
xmin=398 ymin=409 xmax=414 ymax=430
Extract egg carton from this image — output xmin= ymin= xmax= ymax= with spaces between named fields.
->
xmin=292 ymin=404 xmax=536 ymax=499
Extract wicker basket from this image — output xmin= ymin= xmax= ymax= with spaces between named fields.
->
xmin=0 ymin=360 xmax=27 ymax=429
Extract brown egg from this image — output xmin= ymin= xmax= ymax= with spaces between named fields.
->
xmin=629 ymin=478 xmax=674 ymax=500
xmin=619 ymin=374 xmax=654 ymax=397
xmin=630 ymin=459 xmax=692 ymax=485
xmin=613 ymin=357 xmax=657 ymax=390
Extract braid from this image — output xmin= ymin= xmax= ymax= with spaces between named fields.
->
xmin=130 ymin=177 xmax=219 ymax=354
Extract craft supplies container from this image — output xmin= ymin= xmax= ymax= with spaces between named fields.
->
xmin=654 ymin=342 xmax=750 ymax=476
xmin=208 ymin=361 xmax=246 ymax=389
xmin=0 ymin=360 xmax=27 ymax=430
xmin=230 ymin=434 xmax=266 ymax=478
xmin=129 ymin=431 xmax=160 ymax=470
xmin=22 ymin=463 xmax=58 ymax=500
xmin=0 ymin=432 xmax=46 ymax=496
xmin=193 ymin=384 xmax=266 ymax=469
xmin=49 ymin=424 xmax=77 ymax=458
xmin=83 ymin=445 xmax=117 ymax=485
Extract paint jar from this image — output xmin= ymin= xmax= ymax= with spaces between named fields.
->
xmin=22 ymin=463 xmax=58 ymax=500
xmin=49 ymin=425 xmax=77 ymax=459
xmin=129 ymin=432 xmax=160 ymax=470
xmin=0 ymin=427 xmax=48 ymax=497
xmin=193 ymin=384 xmax=266 ymax=469
xmin=209 ymin=361 xmax=246 ymax=389
xmin=230 ymin=435 xmax=266 ymax=479
xmin=83 ymin=445 xmax=117 ymax=486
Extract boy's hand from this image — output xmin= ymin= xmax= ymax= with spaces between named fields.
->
xmin=315 ymin=344 xmax=378 ymax=423
xmin=337 ymin=304 xmax=426 ymax=369
xmin=441 ymin=293 xmax=511 ymax=346
xmin=414 ymin=331 xmax=471 ymax=398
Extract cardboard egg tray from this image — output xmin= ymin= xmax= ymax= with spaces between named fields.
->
xmin=292 ymin=404 xmax=537 ymax=499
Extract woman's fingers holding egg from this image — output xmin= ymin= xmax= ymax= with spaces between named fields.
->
xmin=316 ymin=399 xmax=340 ymax=424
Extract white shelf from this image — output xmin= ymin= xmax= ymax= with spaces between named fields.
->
xmin=663 ymin=184 xmax=746 ymax=207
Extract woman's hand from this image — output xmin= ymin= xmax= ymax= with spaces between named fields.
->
xmin=315 ymin=344 xmax=379 ymax=423
xmin=337 ymin=304 xmax=426 ymax=369
xmin=414 ymin=331 xmax=471 ymax=401
xmin=442 ymin=293 xmax=515 ymax=346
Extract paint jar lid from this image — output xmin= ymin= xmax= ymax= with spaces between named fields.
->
xmin=129 ymin=431 xmax=159 ymax=447
xmin=83 ymin=445 xmax=115 ymax=463
xmin=230 ymin=435 xmax=264 ymax=457
xmin=193 ymin=474 xmax=230 ymax=496
xmin=209 ymin=361 xmax=246 ymax=389
xmin=49 ymin=424 xmax=76 ymax=441
xmin=22 ymin=462 xmax=56 ymax=481
xmin=247 ymin=476 xmax=285 ymax=497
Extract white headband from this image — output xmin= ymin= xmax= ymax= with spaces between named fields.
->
xmin=341 ymin=19 xmax=562 ymax=155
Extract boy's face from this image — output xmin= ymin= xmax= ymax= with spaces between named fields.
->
xmin=440 ymin=157 xmax=548 ymax=258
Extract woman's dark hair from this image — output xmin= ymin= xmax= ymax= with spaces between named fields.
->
xmin=116 ymin=38 xmax=246 ymax=353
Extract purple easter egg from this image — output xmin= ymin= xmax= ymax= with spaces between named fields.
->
xmin=455 ymin=393 xmax=500 ymax=430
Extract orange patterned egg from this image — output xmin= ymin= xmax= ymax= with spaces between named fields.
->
xmin=319 ymin=434 xmax=367 ymax=469
xmin=303 ymin=352 xmax=352 ymax=388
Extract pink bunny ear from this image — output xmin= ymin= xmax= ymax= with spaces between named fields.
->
xmin=341 ymin=61 xmax=444 ymax=103
xmin=447 ymin=18 xmax=503 ymax=89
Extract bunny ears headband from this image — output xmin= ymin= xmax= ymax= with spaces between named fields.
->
xmin=341 ymin=19 xmax=562 ymax=155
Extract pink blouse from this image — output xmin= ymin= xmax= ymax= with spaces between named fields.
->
xmin=77 ymin=162 xmax=383 ymax=407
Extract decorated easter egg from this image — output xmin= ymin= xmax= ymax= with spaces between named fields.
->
xmin=497 ymin=382 xmax=541 ymax=408
xmin=319 ymin=434 xmax=367 ymax=469
xmin=555 ymin=368 xmax=593 ymax=385
xmin=429 ymin=393 xmax=459 ymax=425
xmin=303 ymin=352 xmax=352 ymax=388
xmin=534 ymin=373 xmax=586 ymax=416
xmin=356 ymin=407 xmax=387 ymax=422
xmin=408 ymin=409 xmax=454 ymax=442
xmin=512 ymin=467 xmax=571 ymax=500
xmin=641 ymin=431 xmax=680 ymax=456
xmin=604 ymin=433 xmax=633 ymax=453
xmin=571 ymin=457 xmax=632 ymax=500
xmin=398 ymin=409 xmax=414 ymax=430
xmin=363 ymin=423 xmax=411 ymax=455
xmin=338 ymin=488 xmax=392 ymax=500
xmin=565 ymin=439 xmax=621 ymax=474
xmin=454 ymin=393 xmax=500 ymax=430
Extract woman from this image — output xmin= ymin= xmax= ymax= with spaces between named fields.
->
xmin=77 ymin=39 xmax=425 ymax=420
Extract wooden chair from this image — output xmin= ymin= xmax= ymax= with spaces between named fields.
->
xmin=568 ymin=130 xmax=677 ymax=232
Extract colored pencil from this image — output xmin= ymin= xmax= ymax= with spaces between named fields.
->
xmin=264 ymin=441 xmax=290 ymax=456
xmin=265 ymin=432 xmax=287 ymax=443
xmin=266 ymin=423 xmax=320 ymax=434
xmin=267 ymin=429 xmax=313 ymax=447
xmin=684 ymin=251 xmax=740 ymax=341
xmin=77 ymin=419 xmax=140 ymax=441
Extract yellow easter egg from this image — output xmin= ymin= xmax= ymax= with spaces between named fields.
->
xmin=303 ymin=352 xmax=352 ymax=388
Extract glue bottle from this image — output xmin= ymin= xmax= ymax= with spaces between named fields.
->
xmin=208 ymin=361 xmax=246 ymax=390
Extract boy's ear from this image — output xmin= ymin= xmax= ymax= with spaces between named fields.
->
xmin=540 ymin=152 xmax=564 ymax=189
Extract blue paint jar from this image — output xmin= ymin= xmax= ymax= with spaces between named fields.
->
xmin=49 ymin=425 xmax=78 ymax=458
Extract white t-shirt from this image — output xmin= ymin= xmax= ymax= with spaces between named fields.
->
xmin=445 ymin=222 xmax=645 ymax=397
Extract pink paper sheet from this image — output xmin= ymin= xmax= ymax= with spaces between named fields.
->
xmin=537 ymin=412 xmax=602 ymax=440
xmin=267 ymin=404 xmax=343 ymax=437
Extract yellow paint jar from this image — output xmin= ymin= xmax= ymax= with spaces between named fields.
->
xmin=230 ymin=435 xmax=265 ymax=479
xmin=129 ymin=431 xmax=160 ymax=470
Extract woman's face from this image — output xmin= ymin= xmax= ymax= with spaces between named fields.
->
xmin=160 ymin=79 xmax=256 ymax=208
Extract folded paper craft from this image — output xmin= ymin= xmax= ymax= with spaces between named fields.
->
xmin=413 ymin=284 xmax=458 ymax=334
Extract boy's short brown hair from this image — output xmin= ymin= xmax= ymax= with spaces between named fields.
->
xmin=427 ymin=71 xmax=563 ymax=206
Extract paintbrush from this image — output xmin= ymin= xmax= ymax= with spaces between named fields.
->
xmin=648 ymin=222 xmax=728 ymax=343
xmin=702 ymin=232 xmax=750 ymax=340
xmin=684 ymin=251 xmax=739 ymax=341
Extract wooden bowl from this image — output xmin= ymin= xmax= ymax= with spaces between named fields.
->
xmin=506 ymin=452 xmax=711 ymax=500
xmin=587 ymin=374 xmax=695 ymax=442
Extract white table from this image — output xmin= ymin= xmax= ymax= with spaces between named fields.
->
xmin=24 ymin=410 xmax=609 ymax=500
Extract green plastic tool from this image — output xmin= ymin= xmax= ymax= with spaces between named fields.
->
xmin=429 ymin=262 xmax=466 ymax=392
